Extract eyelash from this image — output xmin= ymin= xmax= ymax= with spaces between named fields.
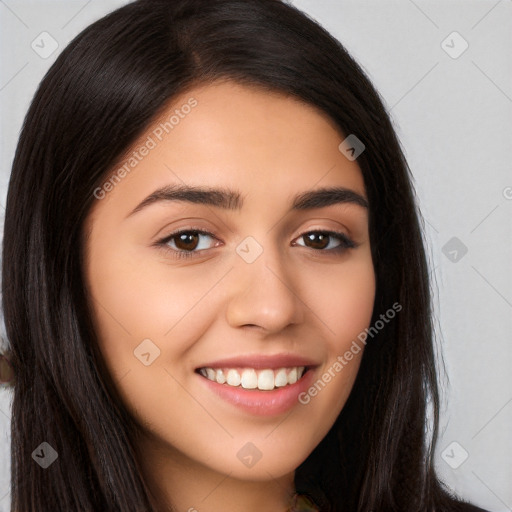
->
xmin=154 ymin=227 xmax=358 ymax=260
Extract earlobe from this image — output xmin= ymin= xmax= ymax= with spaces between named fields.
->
xmin=0 ymin=349 xmax=15 ymax=385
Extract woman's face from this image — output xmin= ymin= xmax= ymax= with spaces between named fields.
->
xmin=83 ymin=80 xmax=375 ymax=484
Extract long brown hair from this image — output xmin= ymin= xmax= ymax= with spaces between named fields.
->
xmin=2 ymin=0 xmax=471 ymax=510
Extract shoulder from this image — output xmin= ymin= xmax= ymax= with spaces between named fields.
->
xmin=454 ymin=501 xmax=490 ymax=512
xmin=439 ymin=495 xmax=491 ymax=512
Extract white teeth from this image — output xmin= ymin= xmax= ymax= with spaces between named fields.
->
xmin=215 ymin=369 xmax=226 ymax=384
xmin=241 ymin=369 xmax=258 ymax=389
xmin=258 ymin=369 xmax=275 ymax=390
xmin=199 ymin=366 xmax=307 ymax=390
xmin=226 ymin=369 xmax=241 ymax=387
xmin=274 ymin=368 xmax=288 ymax=387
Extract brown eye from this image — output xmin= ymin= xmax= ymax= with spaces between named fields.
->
xmin=294 ymin=230 xmax=356 ymax=253
xmin=157 ymin=229 xmax=219 ymax=259
xmin=173 ymin=232 xmax=200 ymax=251
xmin=303 ymin=232 xmax=330 ymax=250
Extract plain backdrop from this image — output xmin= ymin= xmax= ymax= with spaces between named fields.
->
xmin=0 ymin=1 xmax=511 ymax=511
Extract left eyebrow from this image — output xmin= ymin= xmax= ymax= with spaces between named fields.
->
xmin=125 ymin=184 xmax=368 ymax=219
xmin=293 ymin=186 xmax=368 ymax=210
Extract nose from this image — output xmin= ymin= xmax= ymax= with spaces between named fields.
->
xmin=225 ymin=240 xmax=305 ymax=334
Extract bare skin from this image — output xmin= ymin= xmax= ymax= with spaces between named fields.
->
xmin=83 ymin=80 xmax=376 ymax=512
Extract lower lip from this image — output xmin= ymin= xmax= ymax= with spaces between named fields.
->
xmin=197 ymin=369 xmax=316 ymax=416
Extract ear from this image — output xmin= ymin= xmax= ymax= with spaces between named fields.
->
xmin=0 ymin=348 xmax=15 ymax=385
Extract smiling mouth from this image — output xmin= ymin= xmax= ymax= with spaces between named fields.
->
xmin=196 ymin=366 xmax=310 ymax=391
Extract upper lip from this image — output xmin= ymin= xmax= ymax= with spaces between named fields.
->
xmin=196 ymin=353 xmax=319 ymax=370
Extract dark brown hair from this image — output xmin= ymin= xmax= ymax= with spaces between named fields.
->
xmin=2 ymin=0 xmax=479 ymax=510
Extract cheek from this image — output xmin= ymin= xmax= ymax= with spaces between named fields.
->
xmin=85 ymin=248 xmax=222 ymax=433
xmin=85 ymin=240 xmax=232 ymax=381
xmin=88 ymin=248 xmax=182 ymax=336
xmin=298 ymin=254 xmax=374 ymax=410
xmin=305 ymin=254 xmax=376 ymax=349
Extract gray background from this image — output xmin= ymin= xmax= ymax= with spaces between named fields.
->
xmin=0 ymin=0 xmax=511 ymax=510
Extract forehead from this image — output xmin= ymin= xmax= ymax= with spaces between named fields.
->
xmin=86 ymin=79 xmax=366 ymax=223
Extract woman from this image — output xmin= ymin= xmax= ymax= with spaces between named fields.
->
xmin=1 ymin=0 xmax=490 ymax=510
